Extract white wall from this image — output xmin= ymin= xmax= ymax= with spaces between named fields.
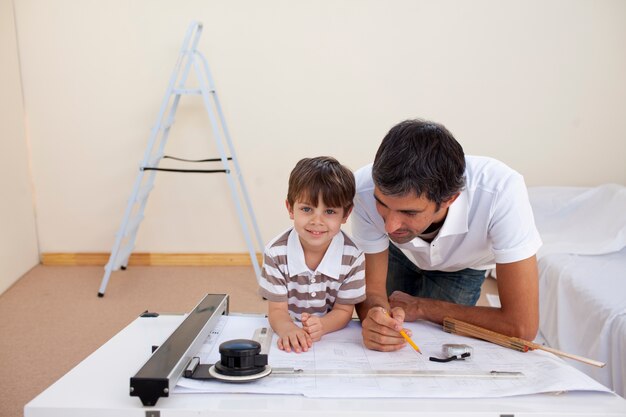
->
xmin=0 ymin=0 xmax=39 ymax=294
xmin=12 ymin=0 xmax=626 ymax=254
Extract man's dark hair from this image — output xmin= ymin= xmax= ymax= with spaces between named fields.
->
xmin=287 ymin=156 xmax=355 ymax=212
xmin=372 ymin=119 xmax=466 ymax=206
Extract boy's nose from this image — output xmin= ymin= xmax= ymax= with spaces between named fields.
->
xmin=309 ymin=213 xmax=322 ymax=224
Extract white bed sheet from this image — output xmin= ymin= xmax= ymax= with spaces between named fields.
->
xmin=530 ymin=184 xmax=626 ymax=257
xmin=529 ymin=184 xmax=626 ymax=398
xmin=538 ymin=249 xmax=626 ymax=398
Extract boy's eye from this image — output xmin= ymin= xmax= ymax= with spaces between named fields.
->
xmin=325 ymin=209 xmax=337 ymax=215
xmin=301 ymin=207 xmax=311 ymax=212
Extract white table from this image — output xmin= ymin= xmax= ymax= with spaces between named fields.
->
xmin=25 ymin=314 xmax=626 ymax=417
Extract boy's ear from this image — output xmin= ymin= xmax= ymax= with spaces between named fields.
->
xmin=341 ymin=206 xmax=353 ymax=224
xmin=286 ymin=199 xmax=294 ymax=220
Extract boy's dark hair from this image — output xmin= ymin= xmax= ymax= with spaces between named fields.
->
xmin=287 ymin=156 xmax=355 ymax=213
xmin=372 ymin=119 xmax=466 ymax=207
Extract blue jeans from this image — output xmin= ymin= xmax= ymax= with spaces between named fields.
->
xmin=386 ymin=244 xmax=485 ymax=306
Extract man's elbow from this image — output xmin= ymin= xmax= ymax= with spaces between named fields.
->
xmin=510 ymin=320 xmax=539 ymax=341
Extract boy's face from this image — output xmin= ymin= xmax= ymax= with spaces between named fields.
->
xmin=286 ymin=196 xmax=351 ymax=253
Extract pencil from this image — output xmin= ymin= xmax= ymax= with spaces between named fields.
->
xmin=384 ymin=310 xmax=422 ymax=354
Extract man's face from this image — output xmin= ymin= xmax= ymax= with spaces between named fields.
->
xmin=373 ymin=187 xmax=451 ymax=244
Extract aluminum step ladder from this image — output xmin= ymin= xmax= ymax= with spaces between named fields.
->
xmin=98 ymin=22 xmax=263 ymax=297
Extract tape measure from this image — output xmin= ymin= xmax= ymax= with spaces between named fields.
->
xmin=252 ymin=327 xmax=275 ymax=354
xmin=442 ymin=343 xmax=473 ymax=358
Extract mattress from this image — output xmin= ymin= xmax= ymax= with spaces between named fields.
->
xmin=529 ymin=184 xmax=626 ymax=398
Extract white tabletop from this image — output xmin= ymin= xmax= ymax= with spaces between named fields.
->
xmin=25 ymin=314 xmax=626 ymax=417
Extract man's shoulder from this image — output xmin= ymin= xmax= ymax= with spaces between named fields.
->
xmin=340 ymin=230 xmax=363 ymax=253
xmin=465 ymin=156 xmax=522 ymax=191
xmin=354 ymin=163 xmax=375 ymax=193
xmin=465 ymin=155 xmax=517 ymax=175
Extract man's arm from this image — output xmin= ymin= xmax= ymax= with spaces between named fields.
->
xmin=389 ymin=255 xmax=539 ymax=340
xmin=356 ymin=250 xmax=409 ymax=351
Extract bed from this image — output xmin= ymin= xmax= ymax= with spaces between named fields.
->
xmin=528 ymin=184 xmax=626 ymax=398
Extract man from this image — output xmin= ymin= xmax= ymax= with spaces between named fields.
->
xmin=352 ymin=119 xmax=542 ymax=351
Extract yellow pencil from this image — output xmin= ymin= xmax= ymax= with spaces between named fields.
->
xmin=399 ymin=329 xmax=422 ymax=354
xmin=383 ymin=310 xmax=422 ymax=354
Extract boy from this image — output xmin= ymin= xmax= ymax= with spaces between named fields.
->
xmin=258 ymin=156 xmax=366 ymax=353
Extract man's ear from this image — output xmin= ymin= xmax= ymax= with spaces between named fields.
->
xmin=441 ymin=192 xmax=461 ymax=210
xmin=341 ymin=206 xmax=354 ymax=224
xmin=286 ymin=199 xmax=294 ymax=220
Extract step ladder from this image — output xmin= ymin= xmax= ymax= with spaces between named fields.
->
xmin=98 ymin=22 xmax=263 ymax=297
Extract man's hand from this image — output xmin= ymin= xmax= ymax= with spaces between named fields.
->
xmin=276 ymin=325 xmax=312 ymax=353
xmin=389 ymin=291 xmax=422 ymax=321
xmin=301 ymin=312 xmax=323 ymax=342
xmin=361 ymin=306 xmax=409 ymax=351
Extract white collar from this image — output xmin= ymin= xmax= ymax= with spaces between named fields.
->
xmin=287 ymin=228 xmax=344 ymax=279
xmin=438 ymin=188 xmax=469 ymax=237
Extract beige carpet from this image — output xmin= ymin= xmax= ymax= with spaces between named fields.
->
xmin=0 ymin=264 xmax=497 ymax=417
xmin=0 ymin=265 xmax=266 ymax=417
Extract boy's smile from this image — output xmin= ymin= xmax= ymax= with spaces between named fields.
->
xmin=305 ymin=229 xmax=327 ymax=236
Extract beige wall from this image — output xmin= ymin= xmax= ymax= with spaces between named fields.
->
xmin=11 ymin=0 xmax=626 ymax=254
xmin=0 ymin=0 xmax=39 ymax=294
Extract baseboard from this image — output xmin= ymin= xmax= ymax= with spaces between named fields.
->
xmin=41 ymin=253 xmax=264 ymax=267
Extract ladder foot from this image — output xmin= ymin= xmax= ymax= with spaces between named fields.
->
xmin=97 ymin=292 xmax=105 ymax=298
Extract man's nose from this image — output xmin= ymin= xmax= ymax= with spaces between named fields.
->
xmin=384 ymin=211 xmax=402 ymax=233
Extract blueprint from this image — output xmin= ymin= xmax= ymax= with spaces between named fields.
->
xmin=175 ymin=315 xmax=610 ymax=398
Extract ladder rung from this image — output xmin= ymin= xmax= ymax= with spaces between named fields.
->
xmin=172 ymin=88 xmax=216 ymax=95
xmin=173 ymin=88 xmax=202 ymax=95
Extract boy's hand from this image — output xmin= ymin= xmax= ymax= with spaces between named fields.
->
xmin=277 ymin=326 xmax=312 ymax=353
xmin=301 ymin=312 xmax=323 ymax=342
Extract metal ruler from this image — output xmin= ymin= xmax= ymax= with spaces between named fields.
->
xmin=269 ymin=368 xmax=524 ymax=378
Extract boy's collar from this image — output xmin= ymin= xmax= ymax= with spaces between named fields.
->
xmin=287 ymin=228 xmax=344 ymax=279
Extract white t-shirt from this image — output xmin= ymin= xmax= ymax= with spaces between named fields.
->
xmin=351 ymin=156 xmax=542 ymax=272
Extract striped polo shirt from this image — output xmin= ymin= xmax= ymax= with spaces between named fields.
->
xmin=258 ymin=228 xmax=366 ymax=321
